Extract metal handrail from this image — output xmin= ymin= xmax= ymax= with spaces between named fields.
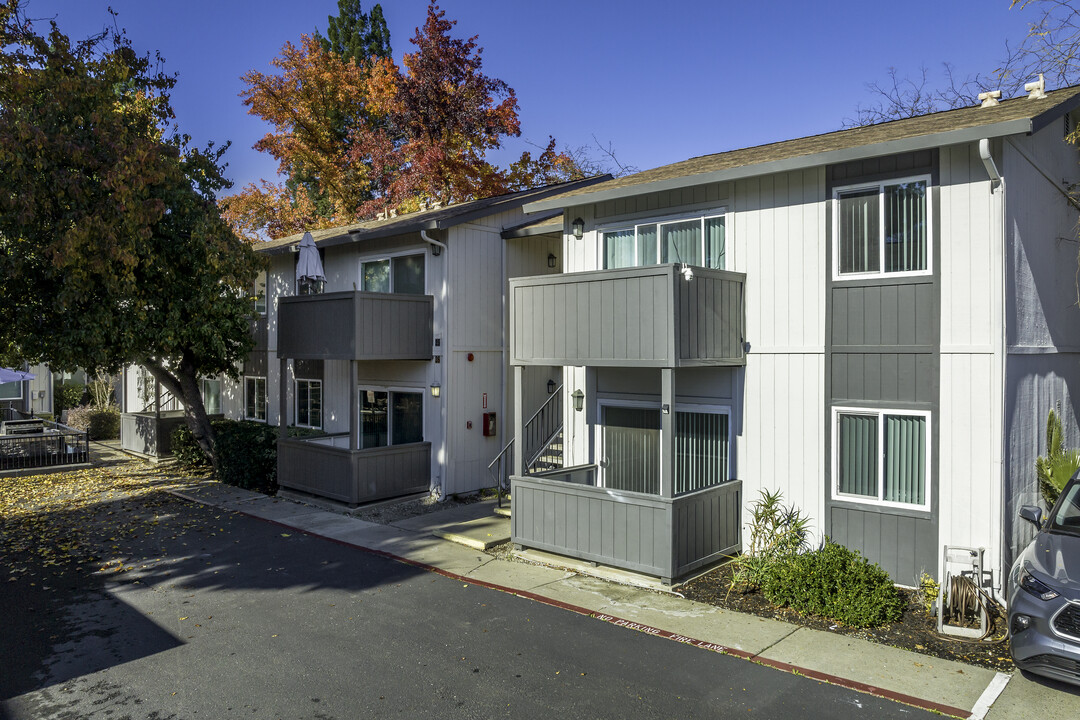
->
xmin=488 ymin=384 xmax=564 ymax=509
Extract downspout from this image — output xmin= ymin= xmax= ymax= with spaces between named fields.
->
xmin=421 ymin=229 xmax=449 ymax=500
xmin=420 ymin=229 xmax=447 ymax=256
xmin=981 ymin=137 xmax=1008 ymax=603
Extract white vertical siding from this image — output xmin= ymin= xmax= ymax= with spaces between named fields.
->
xmin=1000 ymin=123 xmax=1080 ymax=584
xmin=733 ymin=169 xmax=827 ymax=535
xmin=936 ymin=142 xmax=1005 ymax=590
xmin=322 ymin=359 xmax=350 ymax=435
xmin=442 ymin=218 xmax=513 ymax=494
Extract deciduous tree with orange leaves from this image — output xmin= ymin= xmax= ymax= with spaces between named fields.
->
xmin=222 ymin=1 xmax=578 ymax=241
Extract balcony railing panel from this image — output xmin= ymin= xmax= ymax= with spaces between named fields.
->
xmin=278 ymin=291 xmax=433 ymax=361
xmin=510 ymin=265 xmax=745 ymax=368
xmin=511 ymin=472 xmax=741 ymax=582
xmin=278 ymin=437 xmax=431 ymax=504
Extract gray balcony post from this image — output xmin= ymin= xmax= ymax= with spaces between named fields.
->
xmin=280 ymin=357 xmax=289 ymax=432
xmin=349 ymin=360 xmax=359 ymax=451
xmin=512 ymin=366 xmax=524 ymax=477
xmin=660 ymin=368 xmax=674 ymax=498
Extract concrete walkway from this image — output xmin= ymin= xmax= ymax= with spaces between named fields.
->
xmin=166 ymin=481 xmax=1080 ymax=720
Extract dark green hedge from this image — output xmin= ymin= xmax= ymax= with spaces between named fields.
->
xmin=761 ymin=539 xmax=904 ymax=628
xmin=172 ymin=419 xmax=279 ymax=494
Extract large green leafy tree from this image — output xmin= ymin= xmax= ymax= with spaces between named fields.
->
xmin=0 ymin=3 xmax=262 ymax=464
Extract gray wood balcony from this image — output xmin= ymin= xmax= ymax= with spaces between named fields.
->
xmin=277 ymin=291 xmax=433 ymax=361
xmin=509 ymin=265 xmax=746 ymax=368
xmin=277 ymin=436 xmax=431 ymax=505
xmin=511 ymin=468 xmax=741 ymax=583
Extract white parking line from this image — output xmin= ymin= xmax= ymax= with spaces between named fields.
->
xmin=968 ymin=672 xmax=1012 ymax=720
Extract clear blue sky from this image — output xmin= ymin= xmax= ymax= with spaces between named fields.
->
xmin=22 ymin=0 xmax=1038 ymax=193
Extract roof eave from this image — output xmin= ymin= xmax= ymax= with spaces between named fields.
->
xmin=523 ymin=117 xmax=1034 ymax=213
xmin=256 ymin=175 xmax=612 ymax=255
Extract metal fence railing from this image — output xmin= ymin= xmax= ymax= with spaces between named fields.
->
xmin=0 ymin=420 xmax=90 ymax=472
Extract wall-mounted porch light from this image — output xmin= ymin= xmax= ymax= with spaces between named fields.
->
xmin=430 ymin=382 xmax=441 ymax=398
xmin=547 ymin=379 xmax=556 ymax=394
xmin=571 ymin=217 xmax=584 ymax=240
xmin=547 ymin=253 xmax=557 ymax=269
xmin=571 ymin=389 xmax=584 ymax=412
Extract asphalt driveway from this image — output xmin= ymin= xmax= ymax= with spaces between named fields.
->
xmin=0 ymin=475 xmax=937 ymax=719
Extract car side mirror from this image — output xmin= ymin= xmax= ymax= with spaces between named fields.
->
xmin=1019 ymin=505 xmax=1044 ymax=530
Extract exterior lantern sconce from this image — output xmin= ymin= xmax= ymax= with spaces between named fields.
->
xmin=547 ymin=253 xmax=557 ymax=269
xmin=430 ymin=382 xmax=441 ymax=398
xmin=430 ymin=244 xmax=442 ymax=256
xmin=547 ymin=379 xmax=556 ymax=394
xmin=571 ymin=389 xmax=584 ymax=412
xmin=571 ymin=217 xmax=584 ymax=240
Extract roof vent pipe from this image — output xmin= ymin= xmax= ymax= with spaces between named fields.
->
xmin=979 ymin=138 xmax=1001 ymax=190
xmin=978 ymin=90 xmax=1001 ymax=108
xmin=1026 ymin=73 xmax=1047 ymax=99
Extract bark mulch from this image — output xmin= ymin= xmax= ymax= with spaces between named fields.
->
xmin=681 ymin=561 xmax=1014 ymax=672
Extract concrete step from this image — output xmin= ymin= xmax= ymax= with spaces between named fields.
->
xmin=428 ymin=514 xmax=511 ymax=551
xmin=493 ymin=504 xmax=511 ymax=518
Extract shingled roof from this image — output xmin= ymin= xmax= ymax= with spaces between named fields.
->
xmin=254 ymin=175 xmax=610 ymax=255
xmin=525 ymin=84 xmax=1080 ymax=213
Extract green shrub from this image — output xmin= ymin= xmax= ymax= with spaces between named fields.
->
xmin=55 ymin=382 xmax=85 ymax=416
xmin=729 ymin=488 xmax=811 ymax=593
xmin=1036 ymin=409 xmax=1080 ymax=507
xmin=171 ymin=423 xmax=210 ymax=469
xmin=65 ymin=404 xmax=121 ymax=440
xmin=761 ymin=539 xmax=903 ymax=628
xmin=172 ymin=419 xmax=279 ymax=494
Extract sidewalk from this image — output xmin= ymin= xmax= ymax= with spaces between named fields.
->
xmin=167 ymin=481 xmax=1080 ymax=720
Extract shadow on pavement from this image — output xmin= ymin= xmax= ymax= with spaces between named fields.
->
xmin=1 ymin=486 xmax=426 ymax=701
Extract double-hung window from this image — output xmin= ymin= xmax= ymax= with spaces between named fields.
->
xmin=361 ymin=254 xmax=425 ymax=294
xmin=602 ymin=212 xmax=726 ymax=270
xmin=834 ymin=407 xmax=930 ymax=510
xmin=834 ymin=177 xmax=930 ymax=278
xmin=360 ymin=389 xmax=423 ymax=448
xmin=295 ymin=378 xmax=322 ymax=429
xmin=244 ymin=376 xmax=267 ymax=422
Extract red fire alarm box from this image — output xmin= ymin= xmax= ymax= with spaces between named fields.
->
xmin=482 ymin=412 xmax=497 ymax=437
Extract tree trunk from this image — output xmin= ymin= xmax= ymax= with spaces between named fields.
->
xmin=142 ymin=356 xmax=216 ymax=468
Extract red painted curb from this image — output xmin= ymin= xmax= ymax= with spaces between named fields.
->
xmin=169 ymin=490 xmax=973 ymax=719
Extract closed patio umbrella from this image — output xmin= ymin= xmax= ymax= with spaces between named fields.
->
xmin=295 ymin=231 xmax=325 ymax=294
xmin=0 ymin=367 xmax=34 ymax=382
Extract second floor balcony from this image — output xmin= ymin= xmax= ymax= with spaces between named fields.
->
xmin=509 ymin=264 xmax=746 ymax=368
xmin=278 ymin=291 xmax=434 ymax=361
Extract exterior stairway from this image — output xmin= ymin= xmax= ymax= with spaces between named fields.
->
xmin=488 ymin=386 xmax=564 ymax=512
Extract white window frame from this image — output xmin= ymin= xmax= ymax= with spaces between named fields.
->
xmin=252 ymin=270 xmax=267 ymax=315
xmin=244 ymin=376 xmax=267 ymax=422
xmin=357 ymin=385 xmax=424 ymax=449
xmin=831 ymin=405 xmax=932 ymax=512
xmin=594 ymin=399 xmax=733 ymax=494
xmin=358 ymin=251 xmax=427 ymax=294
xmin=294 ymin=378 xmax=322 ymax=429
xmin=201 ymin=377 xmax=222 ymax=416
xmin=832 ymin=174 xmax=933 ymax=281
xmin=0 ymin=381 xmax=22 ymax=401
xmin=597 ymin=207 xmax=728 ymax=271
